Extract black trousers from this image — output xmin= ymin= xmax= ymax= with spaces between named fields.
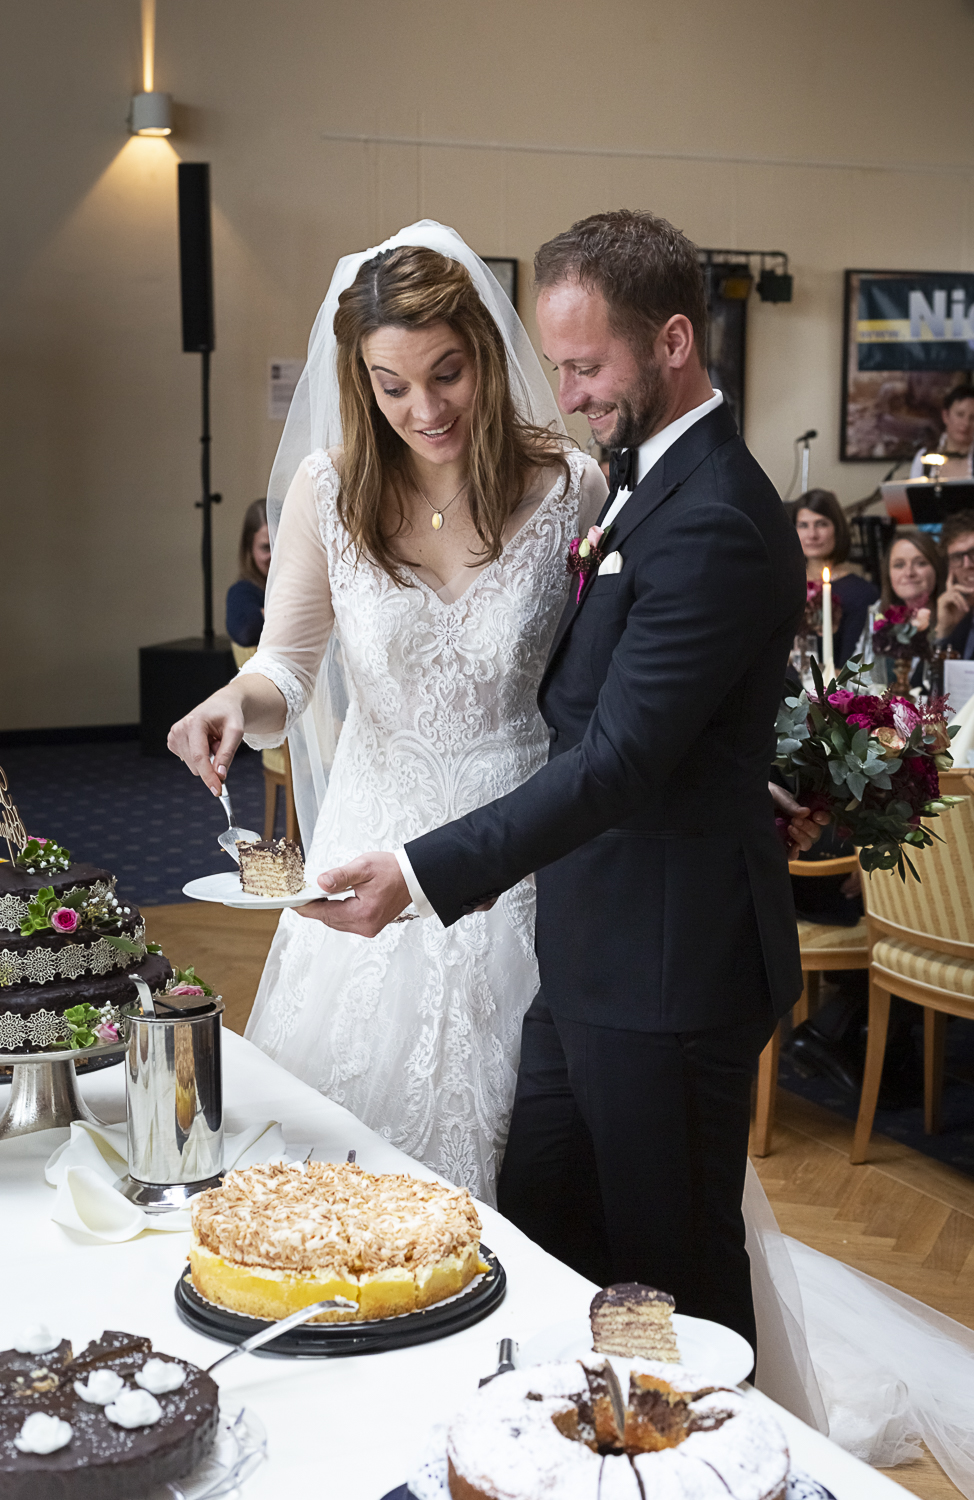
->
xmin=496 ymin=993 xmax=775 ymax=1359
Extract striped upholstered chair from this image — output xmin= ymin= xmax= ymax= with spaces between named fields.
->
xmin=850 ymin=770 xmax=974 ymax=1163
xmin=230 ymin=643 xmax=298 ymax=843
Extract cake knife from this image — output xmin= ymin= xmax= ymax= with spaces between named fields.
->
xmin=205 ymin=1296 xmax=358 ymax=1373
xmin=216 ymin=783 xmax=259 ymax=864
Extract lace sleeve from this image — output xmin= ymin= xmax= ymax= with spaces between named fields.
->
xmin=575 ymin=450 xmax=610 ymax=533
xmin=239 ymin=456 xmax=336 ymax=750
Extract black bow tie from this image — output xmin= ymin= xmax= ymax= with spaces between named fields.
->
xmin=608 ymin=447 xmax=636 ymax=496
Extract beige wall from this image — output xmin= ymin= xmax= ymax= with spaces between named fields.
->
xmin=4 ymin=0 xmax=974 ymax=729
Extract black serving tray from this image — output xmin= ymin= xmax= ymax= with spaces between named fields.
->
xmin=175 ymin=1244 xmax=506 ymax=1358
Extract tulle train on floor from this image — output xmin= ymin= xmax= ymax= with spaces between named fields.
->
xmin=746 ymin=1161 xmax=974 ymax=1497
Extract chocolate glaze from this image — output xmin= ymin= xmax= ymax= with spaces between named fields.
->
xmin=0 ymin=863 xmax=113 ymax=902
xmin=590 ymin=1283 xmax=676 ymax=1314
xmin=0 ymin=954 xmax=173 ymax=1052
xmin=0 ymin=1330 xmax=218 ymax=1500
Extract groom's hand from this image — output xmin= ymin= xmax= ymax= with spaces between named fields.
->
xmin=295 ymin=853 xmax=410 ymax=937
xmin=768 ymin=782 xmax=829 ymax=858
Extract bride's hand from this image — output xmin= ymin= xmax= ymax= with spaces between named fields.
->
xmin=167 ymin=690 xmax=246 ymax=795
xmin=296 ymin=853 xmax=410 ymax=936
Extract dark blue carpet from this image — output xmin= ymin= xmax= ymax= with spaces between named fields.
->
xmin=779 ymin=1014 xmax=974 ymax=1178
xmin=0 ymin=742 xmax=286 ymax=907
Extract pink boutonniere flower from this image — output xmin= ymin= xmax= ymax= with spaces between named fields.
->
xmin=566 ymin=525 xmax=611 ymax=602
xmin=50 ymin=907 xmax=79 ymax=934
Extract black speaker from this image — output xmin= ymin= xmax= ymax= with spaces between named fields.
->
xmin=177 ymin=163 xmax=215 ymax=353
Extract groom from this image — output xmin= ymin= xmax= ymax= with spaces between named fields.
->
xmin=307 ymin=210 xmax=806 ymax=1353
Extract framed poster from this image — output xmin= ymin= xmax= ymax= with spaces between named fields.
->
xmin=483 ymin=257 xmax=518 ymax=310
xmin=841 ymin=269 xmax=974 ymax=461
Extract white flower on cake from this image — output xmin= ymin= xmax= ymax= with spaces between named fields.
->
xmin=105 ymin=1389 xmax=163 ymax=1428
xmin=13 ymin=1323 xmax=59 ymax=1355
xmin=14 ymin=1412 xmax=73 ymax=1454
xmin=135 ymin=1358 xmax=186 ymax=1394
xmin=74 ymin=1368 xmax=125 ymax=1404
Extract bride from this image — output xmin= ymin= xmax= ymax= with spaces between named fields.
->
xmin=168 ymin=221 xmax=606 ymax=1204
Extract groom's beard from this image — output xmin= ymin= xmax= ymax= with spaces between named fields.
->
xmin=604 ymin=354 xmax=668 ymax=452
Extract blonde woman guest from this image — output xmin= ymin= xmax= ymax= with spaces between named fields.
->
xmin=226 ymin=499 xmax=271 ymax=648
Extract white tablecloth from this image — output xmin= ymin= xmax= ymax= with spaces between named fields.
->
xmin=0 ymin=1031 xmax=914 ymax=1499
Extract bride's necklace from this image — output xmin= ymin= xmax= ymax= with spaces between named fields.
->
xmin=414 ymin=478 xmax=468 ymax=531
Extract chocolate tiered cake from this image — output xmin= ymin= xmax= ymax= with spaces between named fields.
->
xmin=0 ymin=839 xmax=171 ymax=1054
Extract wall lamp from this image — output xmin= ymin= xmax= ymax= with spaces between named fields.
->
xmin=129 ymin=0 xmax=172 ymax=136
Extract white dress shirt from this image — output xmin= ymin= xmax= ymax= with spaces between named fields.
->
xmin=396 ymin=388 xmax=724 ymax=919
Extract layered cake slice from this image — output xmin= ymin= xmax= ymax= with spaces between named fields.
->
xmin=236 ymin=837 xmax=305 ymax=896
xmin=590 ymin=1283 xmax=681 ymax=1363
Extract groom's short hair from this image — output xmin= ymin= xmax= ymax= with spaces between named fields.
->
xmin=534 ymin=210 xmax=708 ymax=362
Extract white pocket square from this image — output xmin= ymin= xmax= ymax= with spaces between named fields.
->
xmin=597 ymin=550 xmax=623 ymax=575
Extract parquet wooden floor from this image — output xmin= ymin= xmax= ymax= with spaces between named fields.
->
xmin=141 ymin=904 xmax=974 ymax=1499
xmin=751 ymin=1090 xmax=974 ymax=1499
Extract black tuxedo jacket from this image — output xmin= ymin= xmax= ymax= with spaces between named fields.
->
xmin=406 ymin=403 xmax=806 ymax=1031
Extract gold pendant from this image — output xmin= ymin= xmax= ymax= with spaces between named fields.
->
xmin=431 ymin=513 xmax=443 ymax=530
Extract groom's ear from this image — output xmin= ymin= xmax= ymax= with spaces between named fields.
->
xmin=657 ymin=314 xmax=698 ymax=371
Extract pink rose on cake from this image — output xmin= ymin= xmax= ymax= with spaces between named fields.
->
xmin=50 ymin=908 xmax=79 ymax=934
xmin=169 ymin=984 xmax=205 ymax=996
xmin=93 ymin=1021 xmax=119 ymax=1044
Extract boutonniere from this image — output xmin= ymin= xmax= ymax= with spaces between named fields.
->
xmin=566 ymin=525 xmax=611 ymax=602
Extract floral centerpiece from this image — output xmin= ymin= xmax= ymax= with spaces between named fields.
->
xmin=775 ymin=657 xmax=960 ymax=879
xmin=871 ymin=600 xmax=932 ymax=661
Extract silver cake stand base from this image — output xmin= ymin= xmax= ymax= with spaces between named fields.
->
xmin=119 ymin=1175 xmax=223 ymax=1212
xmin=0 ymin=1040 xmax=126 ymax=1140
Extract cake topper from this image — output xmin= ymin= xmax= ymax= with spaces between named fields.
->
xmin=0 ymin=766 xmax=27 ymax=861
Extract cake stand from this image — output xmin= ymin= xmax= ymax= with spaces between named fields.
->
xmin=0 ymin=1039 xmax=126 ymax=1140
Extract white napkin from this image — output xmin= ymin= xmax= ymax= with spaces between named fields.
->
xmin=44 ymin=1120 xmax=290 ymax=1243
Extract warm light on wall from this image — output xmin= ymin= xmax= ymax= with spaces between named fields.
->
xmin=129 ymin=0 xmax=172 ymax=136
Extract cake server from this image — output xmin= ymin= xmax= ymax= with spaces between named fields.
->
xmin=205 ymin=1297 xmax=359 ymax=1373
xmin=478 ymin=1338 xmax=517 ymax=1386
xmin=216 ymin=783 xmax=259 ymax=863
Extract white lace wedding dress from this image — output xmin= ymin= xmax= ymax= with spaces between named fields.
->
xmin=241 ymin=446 xmax=605 ymax=1204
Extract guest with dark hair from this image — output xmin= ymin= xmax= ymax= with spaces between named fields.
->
xmin=789 ymin=488 xmax=878 ymax=668
xmin=226 ymin=499 xmax=269 ymax=648
xmin=934 ymin=508 xmax=974 ymax=659
xmin=909 ymin=383 xmax=974 ymax=479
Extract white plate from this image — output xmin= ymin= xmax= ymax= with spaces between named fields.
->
xmin=182 ymin=872 xmax=321 ymax=910
xmin=517 ymin=1312 xmax=753 ymax=1388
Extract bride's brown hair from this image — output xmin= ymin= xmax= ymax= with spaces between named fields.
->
xmin=333 ymin=245 xmax=569 ymax=585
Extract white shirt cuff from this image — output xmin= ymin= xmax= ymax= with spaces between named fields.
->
xmin=394 ymin=848 xmax=436 ymax=919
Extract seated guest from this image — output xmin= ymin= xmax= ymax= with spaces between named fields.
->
xmin=226 ymin=499 xmax=270 ymax=648
xmin=934 ymin=509 xmax=974 ymax=659
xmin=860 ymin=529 xmax=944 ymax=686
xmin=789 ymin=489 xmax=879 ymax=668
xmin=909 ymin=383 xmax=974 ymax=478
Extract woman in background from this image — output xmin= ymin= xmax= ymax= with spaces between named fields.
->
xmin=790 ymin=489 xmax=878 ymax=669
xmin=226 ymin=498 xmax=270 ymax=648
xmin=859 ymin=529 xmax=944 ymax=688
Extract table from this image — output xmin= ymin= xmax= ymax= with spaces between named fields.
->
xmin=0 ymin=1031 xmax=915 ymax=1500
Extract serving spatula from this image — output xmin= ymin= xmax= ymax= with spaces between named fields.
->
xmin=217 ymin=783 xmax=259 ymax=864
xmin=205 ymin=1295 xmax=358 ymax=1372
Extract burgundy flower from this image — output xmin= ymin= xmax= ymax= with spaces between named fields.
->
xmin=51 ymin=907 xmax=79 ymax=934
xmin=881 ymin=604 xmax=910 ymax=626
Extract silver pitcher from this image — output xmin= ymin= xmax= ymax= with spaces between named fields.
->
xmin=121 ymin=993 xmax=225 ymax=1211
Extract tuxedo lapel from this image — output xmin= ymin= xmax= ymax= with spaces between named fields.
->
xmin=541 ymin=402 xmax=739 ymax=685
